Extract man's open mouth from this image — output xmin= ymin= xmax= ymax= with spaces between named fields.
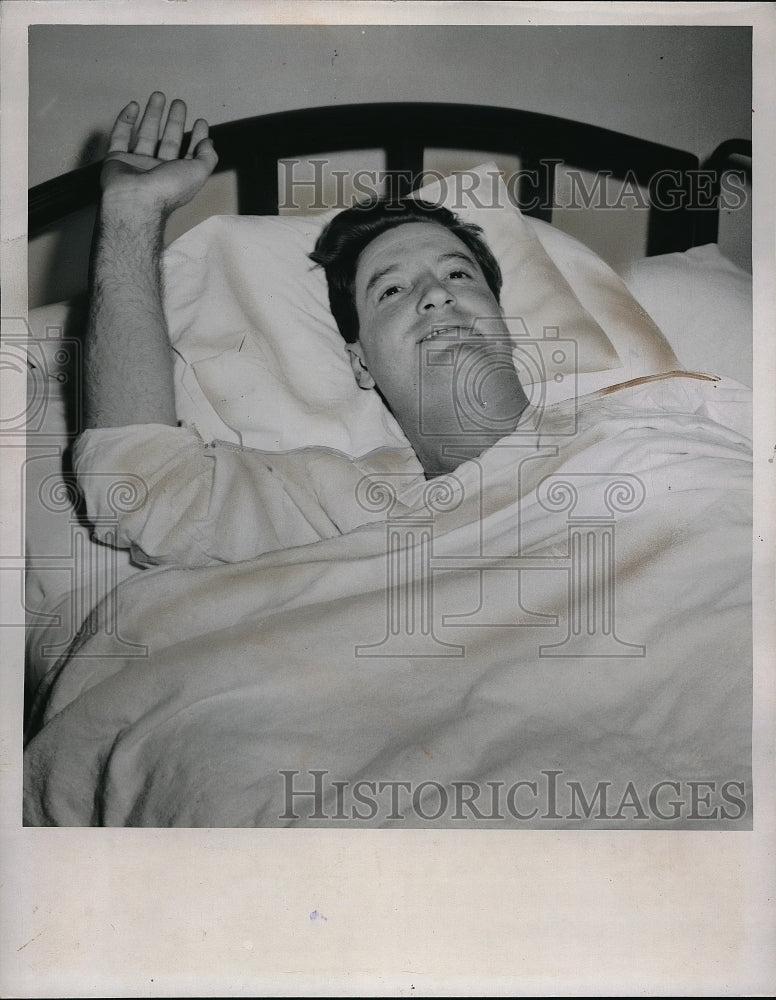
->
xmin=418 ymin=325 xmax=481 ymax=344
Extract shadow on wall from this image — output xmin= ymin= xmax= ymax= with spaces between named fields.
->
xmin=28 ymin=129 xmax=104 ymax=308
xmin=29 ymin=207 xmax=98 ymax=309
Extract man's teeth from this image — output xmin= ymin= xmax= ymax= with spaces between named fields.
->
xmin=423 ymin=326 xmax=454 ymax=341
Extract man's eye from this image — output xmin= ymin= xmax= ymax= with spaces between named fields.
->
xmin=448 ymin=269 xmax=472 ymax=280
xmin=378 ymin=285 xmax=401 ymax=301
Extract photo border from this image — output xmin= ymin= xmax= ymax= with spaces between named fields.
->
xmin=2 ymin=2 xmax=774 ymax=996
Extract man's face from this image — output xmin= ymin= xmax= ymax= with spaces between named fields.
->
xmin=351 ymin=222 xmax=526 ymax=468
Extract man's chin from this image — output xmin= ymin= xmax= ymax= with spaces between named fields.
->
xmin=414 ymin=431 xmax=512 ymax=478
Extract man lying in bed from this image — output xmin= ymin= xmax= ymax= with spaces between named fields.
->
xmin=79 ymin=93 xmax=531 ymax=567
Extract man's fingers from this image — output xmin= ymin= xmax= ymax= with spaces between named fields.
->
xmin=107 ymin=101 xmax=140 ymax=154
xmin=133 ymin=91 xmax=166 ymax=156
xmin=186 ymin=117 xmax=218 ymax=177
xmin=193 ymin=136 xmax=219 ymax=175
xmin=184 ymin=118 xmax=209 ymax=159
xmin=157 ymin=99 xmax=187 ymax=161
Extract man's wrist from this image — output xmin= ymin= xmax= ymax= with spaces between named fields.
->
xmin=99 ymin=188 xmax=170 ymax=229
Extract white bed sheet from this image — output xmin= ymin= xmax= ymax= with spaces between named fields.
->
xmin=24 ymin=375 xmax=752 ymax=828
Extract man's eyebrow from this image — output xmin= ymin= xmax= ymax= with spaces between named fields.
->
xmin=364 ymin=251 xmax=478 ymax=297
xmin=364 ymin=264 xmax=400 ymax=297
xmin=439 ymin=251 xmax=477 ymax=268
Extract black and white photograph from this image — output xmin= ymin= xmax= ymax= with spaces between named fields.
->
xmin=2 ymin=0 xmax=774 ymax=995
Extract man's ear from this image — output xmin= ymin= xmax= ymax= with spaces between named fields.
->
xmin=347 ymin=342 xmax=376 ymax=390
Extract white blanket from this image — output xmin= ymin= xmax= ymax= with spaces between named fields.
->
xmin=23 ymin=376 xmax=753 ymax=828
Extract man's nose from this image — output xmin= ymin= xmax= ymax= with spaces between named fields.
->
xmin=417 ymin=277 xmax=455 ymax=312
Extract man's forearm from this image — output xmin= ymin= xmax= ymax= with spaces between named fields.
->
xmin=84 ymin=195 xmax=177 ymax=429
xmin=83 ymin=93 xmax=216 ymax=428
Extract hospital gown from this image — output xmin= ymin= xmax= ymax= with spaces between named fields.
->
xmin=73 ymin=424 xmax=424 ymax=569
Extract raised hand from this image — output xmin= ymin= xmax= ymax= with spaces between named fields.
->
xmin=100 ymin=92 xmax=218 ymax=217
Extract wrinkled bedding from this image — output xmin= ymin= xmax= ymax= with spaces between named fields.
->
xmin=23 ymin=376 xmax=752 ymax=828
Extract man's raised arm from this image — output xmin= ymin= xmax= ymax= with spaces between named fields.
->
xmin=85 ymin=92 xmax=218 ymax=428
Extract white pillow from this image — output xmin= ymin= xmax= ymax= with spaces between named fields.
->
xmin=164 ymin=214 xmax=411 ymax=454
xmin=620 ymin=243 xmax=752 ymax=387
xmin=530 ymin=218 xmax=679 ymax=382
xmin=162 ymin=162 xmax=679 ymax=455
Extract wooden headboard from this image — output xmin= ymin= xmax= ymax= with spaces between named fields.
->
xmin=29 ymin=102 xmax=729 ymax=249
xmin=28 ymin=103 xmax=750 ymax=307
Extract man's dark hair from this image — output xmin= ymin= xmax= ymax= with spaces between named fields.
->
xmin=309 ymin=197 xmax=503 ymax=344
